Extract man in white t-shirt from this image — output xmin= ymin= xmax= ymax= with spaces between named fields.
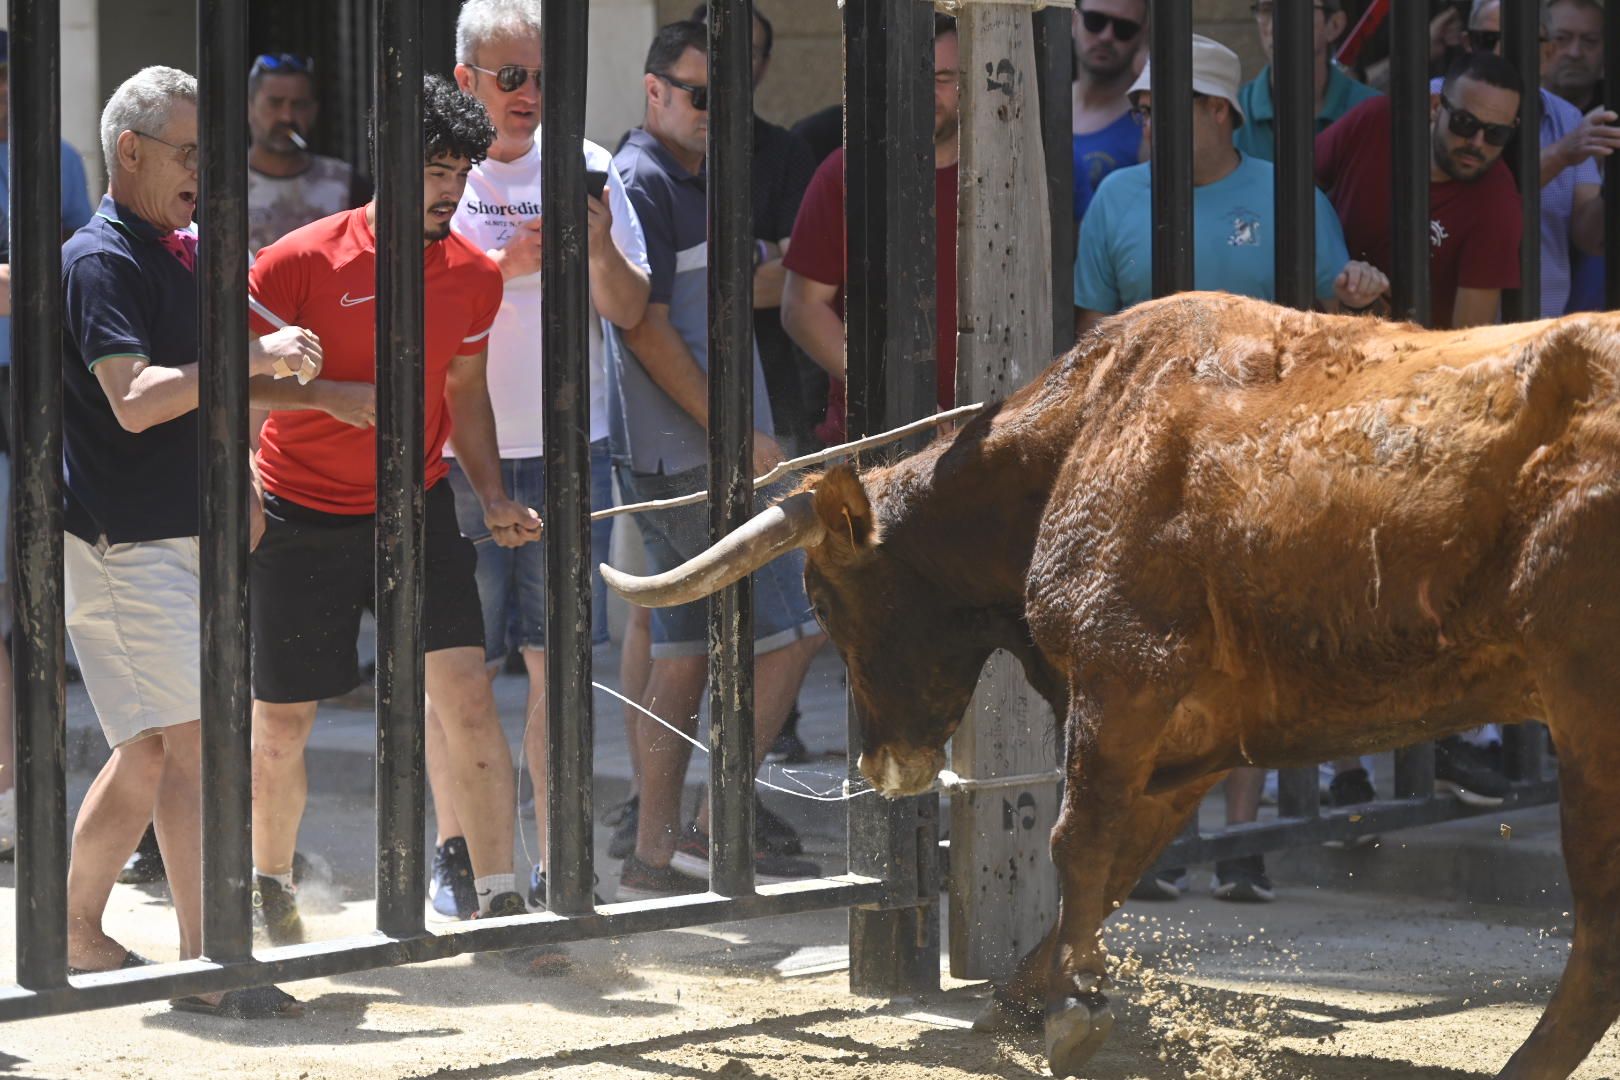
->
xmin=426 ymin=0 xmax=652 ymax=925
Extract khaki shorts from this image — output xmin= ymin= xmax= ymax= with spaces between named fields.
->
xmin=64 ymin=533 xmax=201 ymax=747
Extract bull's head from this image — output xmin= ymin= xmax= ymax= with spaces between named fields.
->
xmin=601 ymin=465 xmax=999 ymax=799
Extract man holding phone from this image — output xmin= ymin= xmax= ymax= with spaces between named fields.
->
xmin=436 ymin=0 xmax=651 ymax=921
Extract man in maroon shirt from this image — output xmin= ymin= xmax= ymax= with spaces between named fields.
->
xmin=780 ymin=14 xmax=959 ymax=445
xmin=1315 ymin=50 xmax=1523 ymax=329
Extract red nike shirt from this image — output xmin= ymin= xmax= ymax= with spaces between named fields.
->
xmin=248 ymin=207 xmax=503 ymax=515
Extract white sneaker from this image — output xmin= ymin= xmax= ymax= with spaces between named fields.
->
xmin=0 ymin=788 xmax=16 ymax=857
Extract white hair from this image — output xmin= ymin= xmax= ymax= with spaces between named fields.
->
xmin=100 ymin=66 xmax=197 ymax=177
xmin=1471 ymin=0 xmax=1500 ymax=21
xmin=455 ymin=0 xmax=543 ymax=65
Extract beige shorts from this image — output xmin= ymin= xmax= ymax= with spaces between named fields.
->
xmin=64 ymin=533 xmax=201 ymax=748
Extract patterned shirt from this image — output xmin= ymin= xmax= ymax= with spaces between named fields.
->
xmin=247 ymin=154 xmax=357 ymax=254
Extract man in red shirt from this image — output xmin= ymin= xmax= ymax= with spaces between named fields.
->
xmin=246 ymin=76 xmax=540 ymax=938
xmin=781 ymin=14 xmax=960 ymax=444
xmin=1315 ymin=50 xmax=1523 ymax=330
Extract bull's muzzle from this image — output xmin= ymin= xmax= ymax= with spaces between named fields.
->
xmin=858 ymin=745 xmax=947 ymax=798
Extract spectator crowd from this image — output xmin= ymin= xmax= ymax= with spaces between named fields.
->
xmin=0 ymin=0 xmax=1603 ymax=1018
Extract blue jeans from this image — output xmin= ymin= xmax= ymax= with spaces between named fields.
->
xmin=616 ymin=464 xmax=820 ymax=659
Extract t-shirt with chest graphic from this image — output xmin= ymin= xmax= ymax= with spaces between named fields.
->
xmin=248 ymin=206 xmax=504 ymax=515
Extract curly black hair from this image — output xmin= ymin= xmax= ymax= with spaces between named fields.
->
xmin=424 ymin=72 xmax=494 ymax=164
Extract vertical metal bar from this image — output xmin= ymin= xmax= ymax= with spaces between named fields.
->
xmin=845 ymin=0 xmax=939 ymax=998
xmin=8 ymin=0 xmax=67 ymax=990
xmin=1277 ymin=767 xmax=1320 ymax=821
xmin=197 ymin=0 xmax=253 ymax=963
xmin=374 ymin=0 xmax=426 ymax=939
xmin=540 ymin=0 xmax=595 ymax=917
xmin=1149 ymin=3 xmax=1193 ymax=297
xmin=707 ymin=0 xmax=757 ymax=900
xmin=1501 ymin=723 xmax=1546 ymax=783
xmin=1391 ymin=0 xmax=1432 ymax=326
xmin=1395 ymin=744 xmax=1436 ymax=800
xmin=1503 ymin=0 xmax=1541 ymax=322
xmin=1034 ymin=7 xmax=1074 ymax=353
xmin=1607 ymin=3 xmax=1620 ymax=309
xmin=1273 ymin=0 xmax=1315 ymax=311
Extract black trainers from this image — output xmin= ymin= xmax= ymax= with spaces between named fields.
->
xmin=475 ymin=891 xmax=528 ymax=919
xmin=118 ymin=825 xmax=166 ymax=885
xmin=754 ymin=796 xmax=804 ymax=857
xmin=252 ymin=875 xmax=306 ymax=946
xmin=528 ymin=866 xmax=607 ymax=909
xmin=429 ymin=837 xmax=477 ymax=921
xmin=606 ymin=795 xmax=639 ymax=861
xmin=1213 ymin=855 xmax=1275 ymax=903
xmin=617 ymin=854 xmax=707 ymax=901
xmin=1435 ymin=736 xmax=1511 ymax=807
xmin=669 ymin=824 xmax=822 ymax=885
xmin=1324 ymin=766 xmax=1380 ymax=849
xmin=1129 ymin=868 xmax=1187 ymax=901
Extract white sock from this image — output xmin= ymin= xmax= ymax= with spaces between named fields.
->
xmin=475 ymin=873 xmax=517 ymax=914
xmin=255 ymin=867 xmax=294 ymax=891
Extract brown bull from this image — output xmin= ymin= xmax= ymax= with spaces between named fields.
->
xmin=602 ymin=292 xmax=1620 ymax=1079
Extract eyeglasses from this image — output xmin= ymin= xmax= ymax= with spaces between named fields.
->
xmin=1440 ymin=95 xmax=1518 ymax=146
xmin=468 ymin=63 xmax=543 ymax=93
xmin=251 ymin=53 xmax=314 ymax=76
xmin=1250 ymin=2 xmax=1326 ymax=20
xmin=1078 ymin=9 xmax=1143 ymax=42
xmin=131 ymin=130 xmax=200 ymax=171
xmin=654 ymin=72 xmax=709 ymax=111
xmin=1129 ymin=93 xmax=1210 ymax=128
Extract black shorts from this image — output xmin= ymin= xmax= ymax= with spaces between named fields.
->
xmin=251 ymin=481 xmax=485 ymax=703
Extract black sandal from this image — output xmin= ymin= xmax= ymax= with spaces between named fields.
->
xmin=67 ymin=949 xmax=152 ymax=977
xmin=171 ymin=985 xmax=304 ymax=1019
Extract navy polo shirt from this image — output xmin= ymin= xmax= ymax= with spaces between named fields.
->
xmin=61 ymin=196 xmax=199 ymax=543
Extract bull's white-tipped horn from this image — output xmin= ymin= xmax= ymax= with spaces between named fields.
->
xmin=600 ymin=491 xmax=826 ymax=608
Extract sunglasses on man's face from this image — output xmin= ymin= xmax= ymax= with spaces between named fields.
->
xmin=656 ymin=73 xmax=709 ymax=112
xmin=1441 ymin=95 xmax=1518 ymax=146
xmin=1079 ymin=9 xmax=1143 ymax=42
xmin=469 ymin=64 xmax=543 ymax=93
xmin=252 ymin=53 xmax=314 ymax=76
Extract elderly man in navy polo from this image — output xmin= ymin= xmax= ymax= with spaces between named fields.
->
xmin=59 ymin=66 xmax=318 ymax=1017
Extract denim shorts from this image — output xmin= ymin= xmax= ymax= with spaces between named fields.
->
xmin=449 ymin=441 xmax=617 ymax=661
xmin=616 ymin=464 xmax=820 ymax=659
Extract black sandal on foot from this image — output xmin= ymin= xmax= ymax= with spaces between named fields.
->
xmin=171 ymin=985 xmax=304 ymax=1019
xmin=67 ymin=949 xmax=153 ymax=977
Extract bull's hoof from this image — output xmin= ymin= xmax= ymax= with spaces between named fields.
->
xmin=972 ymin=990 xmax=1042 ymax=1033
xmin=1044 ymin=992 xmax=1115 ymax=1077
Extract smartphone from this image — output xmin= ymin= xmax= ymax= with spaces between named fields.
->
xmin=585 ymin=168 xmax=610 ymax=200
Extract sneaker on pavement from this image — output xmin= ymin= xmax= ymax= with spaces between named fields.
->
xmin=669 ymin=824 xmax=822 ymax=885
xmin=429 ymin=836 xmax=477 ymax=921
xmin=118 ymin=825 xmax=166 ymax=884
xmin=1129 ymin=868 xmax=1187 ymax=901
xmin=528 ymin=866 xmax=607 ymax=909
xmin=607 ymin=795 xmax=639 ymax=861
xmin=1213 ymin=855 xmax=1275 ymax=903
xmin=476 ymin=891 xmax=529 ymax=919
xmin=1435 ymin=736 xmax=1511 ymax=807
xmin=617 ymin=854 xmax=707 ymax=901
xmin=1323 ymin=766 xmax=1380 ymax=849
xmin=252 ymin=875 xmax=306 ymax=946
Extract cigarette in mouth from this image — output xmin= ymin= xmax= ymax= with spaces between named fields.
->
xmin=288 ymin=129 xmax=309 ymax=151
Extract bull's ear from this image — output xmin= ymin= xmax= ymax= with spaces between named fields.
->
xmin=812 ymin=465 xmax=878 ymax=557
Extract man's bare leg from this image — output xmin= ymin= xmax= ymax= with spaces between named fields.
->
xmin=620 ymin=606 xmax=653 ymax=794
xmin=252 ymin=700 xmax=319 ymax=876
xmin=66 ymin=736 xmax=165 ymax=970
xmin=520 ymin=647 xmax=549 ymax=866
xmin=425 ymin=708 xmax=465 ymax=845
xmin=424 ymin=646 xmax=515 ymax=883
xmin=694 ymin=634 xmax=824 ymax=836
xmin=633 ymin=655 xmax=706 ymax=867
xmin=1225 ymin=767 xmax=1265 ymax=825
xmin=152 ymin=721 xmax=204 ymax=960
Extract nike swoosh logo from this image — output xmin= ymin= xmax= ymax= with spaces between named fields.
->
xmin=339 ymin=292 xmax=375 ymax=307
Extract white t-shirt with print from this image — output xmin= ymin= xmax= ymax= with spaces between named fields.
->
xmin=449 ymin=137 xmax=648 ymax=455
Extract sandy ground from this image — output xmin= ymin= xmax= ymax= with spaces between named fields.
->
xmin=1 ymin=828 xmax=1613 ymax=1080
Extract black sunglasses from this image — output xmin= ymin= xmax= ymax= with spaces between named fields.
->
xmin=252 ymin=53 xmax=314 ymax=76
xmin=469 ymin=63 xmax=542 ymax=93
xmin=1079 ymin=9 xmax=1143 ymax=42
xmin=655 ymin=72 xmax=708 ymax=111
xmin=1441 ymin=95 xmax=1518 ymax=146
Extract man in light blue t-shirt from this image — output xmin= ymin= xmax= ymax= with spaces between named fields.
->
xmin=1072 ymin=37 xmax=1387 ymax=906
xmin=1075 ymin=36 xmax=1386 ymax=338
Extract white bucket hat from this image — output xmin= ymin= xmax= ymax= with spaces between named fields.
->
xmin=1128 ymin=34 xmax=1246 ymax=127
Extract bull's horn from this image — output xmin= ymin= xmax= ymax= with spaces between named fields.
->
xmin=600 ymin=490 xmax=826 ymax=608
